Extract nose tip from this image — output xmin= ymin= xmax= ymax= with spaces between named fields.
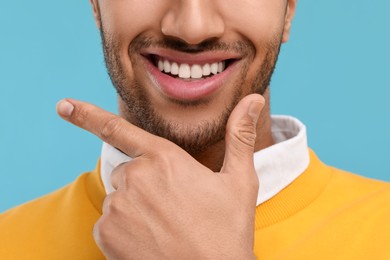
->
xmin=161 ymin=2 xmax=225 ymax=45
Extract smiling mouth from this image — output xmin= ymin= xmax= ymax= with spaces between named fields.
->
xmin=148 ymin=55 xmax=237 ymax=80
xmin=139 ymin=50 xmax=241 ymax=101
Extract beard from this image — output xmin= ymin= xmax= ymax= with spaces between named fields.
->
xmin=100 ymin=29 xmax=282 ymax=155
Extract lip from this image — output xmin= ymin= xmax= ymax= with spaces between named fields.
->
xmin=141 ymin=48 xmax=241 ymax=65
xmin=140 ymin=49 xmax=241 ymax=101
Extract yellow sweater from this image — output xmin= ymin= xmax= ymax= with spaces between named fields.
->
xmin=1 ymin=150 xmax=389 ymax=259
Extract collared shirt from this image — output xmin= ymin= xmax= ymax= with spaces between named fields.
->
xmin=100 ymin=115 xmax=310 ymax=205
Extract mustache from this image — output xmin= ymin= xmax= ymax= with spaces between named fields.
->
xmin=128 ymin=34 xmax=255 ymax=55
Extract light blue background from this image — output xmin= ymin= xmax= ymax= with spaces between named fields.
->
xmin=1 ymin=1 xmax=389 ymax=212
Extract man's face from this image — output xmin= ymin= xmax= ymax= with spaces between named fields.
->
xmin=91 ymin=0 xmax=296 ymax=155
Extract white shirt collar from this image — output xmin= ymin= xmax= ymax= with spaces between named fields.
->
xmin=100 ymin=115 xmax=310 ymax=206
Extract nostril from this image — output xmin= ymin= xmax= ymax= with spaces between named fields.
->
xmin=160 ymin=5 xmax=225 ymax=46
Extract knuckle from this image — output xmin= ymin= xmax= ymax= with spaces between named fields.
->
xmin=100 ymin=116 xmax=123 ymax=142
xmin=157 ymin=148 xmax=174 ymax=162
xmin=71 ymin=105 xmax=89 ymax=127
xmin=93 ymin=217 xmax=111 ymax=243
xmin=101 ymin=194 xmax=111 ymax=214
xmin=107 ymin=191 xmax=124 ymax=213
xmin=93 ymin=219 xmax=102 ymax=237
xmin=113 ymin=160 xmax=149 ymax=188
xmin=123 ymin=169 xmax=136 ymax=188
xmin=122 ymin=163 xmax=142 ymax=186
xmin=229 ymin=117 xmax=257 ymax=148
xmin=153 ymin=149 xmax=175 ymax=169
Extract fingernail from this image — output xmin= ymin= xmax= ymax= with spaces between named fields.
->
xmin=248 ymin=101 xmax=263 ymax=123
xmin=57 ymin=100 xmax=74 ymax=117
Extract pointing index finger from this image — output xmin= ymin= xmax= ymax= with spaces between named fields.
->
xmin=56 ymin=98 xmax=157 ymax=158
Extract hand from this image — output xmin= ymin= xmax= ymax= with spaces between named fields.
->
xmin=56 ymin=94 xmax=264 ymax=260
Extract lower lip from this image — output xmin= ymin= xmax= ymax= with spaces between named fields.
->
xmin=143 ymin=57 xmax=237 ymax=101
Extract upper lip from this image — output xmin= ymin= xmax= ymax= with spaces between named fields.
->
xmin=140 ymin=48 xmax=242 ymax=65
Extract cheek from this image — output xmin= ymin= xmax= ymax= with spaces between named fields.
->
xmin=219 ymin=0 xmax=286 ymax=46
xmin=219 ymin=0 xmax=285 ymax=83
xmin=99 ymin=1 xmax=170 ymax=76
xmin=99 ymin=0 xmax=168 ymax=42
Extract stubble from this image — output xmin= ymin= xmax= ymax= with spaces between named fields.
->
xmin=100 ymin=29 xmax=281 ymax=155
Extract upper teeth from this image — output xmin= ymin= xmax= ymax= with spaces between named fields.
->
xmin=157 ymin=58 xmax=226 ymax=79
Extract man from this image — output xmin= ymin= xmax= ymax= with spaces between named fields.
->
xmin=1 ymin=0 xmax=389 ymax=259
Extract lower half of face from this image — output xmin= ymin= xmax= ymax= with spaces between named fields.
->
xmin=101 ymin=31 xmax=281 ymax=155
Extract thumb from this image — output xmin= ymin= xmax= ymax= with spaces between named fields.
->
xmin=221 ymin=94 xmax=265 ymax=175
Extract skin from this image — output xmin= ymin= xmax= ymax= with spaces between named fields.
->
xmin=58 ymin=96 xmax=263 ymax=259
xmin=90 ymin=0 xmax=296 ymax=171
xmin=57 ymin=0 xmax=297 ymax=258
